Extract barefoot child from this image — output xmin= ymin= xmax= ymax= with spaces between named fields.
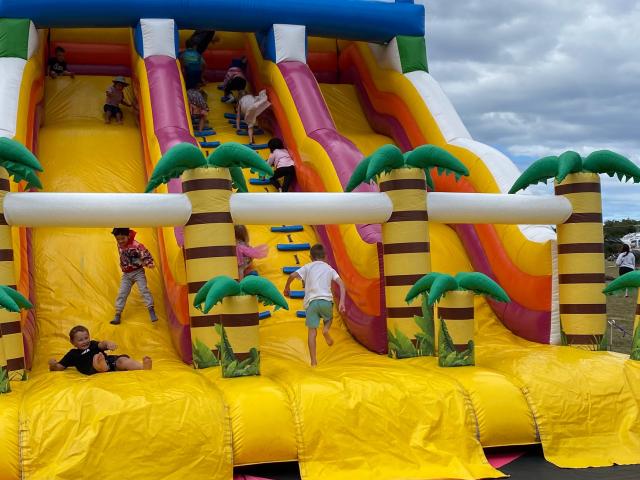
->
xmin=111 ymin=228 xmax=157 ymax=324
xmin=48 ymin=325 xmax=152 ymax=375
xmin=104 ymin=77 xmax=132 ymax=124
xmin=235 ymin=225 xmax=268 ymax=279
xmin=283 ymin=244 xmax=346 ymax=366
xmin=236 ymin=90 xmax=270 ymax=145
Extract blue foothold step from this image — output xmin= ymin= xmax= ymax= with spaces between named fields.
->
xmin=246 ymin=270 xmax=259 ymax=277
xmin=259 ymin=311 xmax=271 ymax=320
xmin=250 ymin=177 xmax=271 ymax=185
xmin=283 ymin=266 xmax=300 ymax=274
xmin=229 ymin=119 xmax=248 ymax=128
xmin=223 ymin=112 xmax=240 ymax=119
xmin=296 ymin=310 xmax=306 ymax=318
xmin=199 ymin=141 xmax=221 ymax=148
xmin=248 ymin=143 xmax=269 ymax=150
xmin=236 ymin=128 xmax=265 ymax=136
xmin=194 ymin=129 xmax=216 ymax=137
xmin=288 ymin=290 xmax=305 ymax=299
xmin=271 ymin=225 xmax=304 ymax=233
xmin=277 ymin=243 xmax=310 ymax=251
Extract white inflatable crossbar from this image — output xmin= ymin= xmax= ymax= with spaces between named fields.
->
xmin=2 ymin=192 xmax=572 ymax=227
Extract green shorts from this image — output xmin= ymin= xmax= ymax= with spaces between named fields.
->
xmin=305 ymin=299 xmax=333 ymax=328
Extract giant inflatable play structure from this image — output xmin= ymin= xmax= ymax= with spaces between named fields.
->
xmin=0 ymin=1 xmax=639 ymax=479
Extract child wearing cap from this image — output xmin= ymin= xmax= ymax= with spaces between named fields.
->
xmin=104 ymin=76 xmax=132 ymax=124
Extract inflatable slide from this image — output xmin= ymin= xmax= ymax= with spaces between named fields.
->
xmin=0 ymin=1 xmax=638 ymax=479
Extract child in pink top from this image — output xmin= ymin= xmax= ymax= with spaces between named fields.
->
xmin=267 ymin=138 xmax=296 ymax=192
xmin=235 ymin=225 xmax=268 ymax=279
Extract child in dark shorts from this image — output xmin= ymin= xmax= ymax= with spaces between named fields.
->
xmin=104 ymin=76 xmax=132 ymax=124
xmin=48 ymin=325 xmax=152 ymax=375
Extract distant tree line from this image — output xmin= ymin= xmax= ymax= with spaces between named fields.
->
xmin=604 ymin=218 xmax=640 ymax=259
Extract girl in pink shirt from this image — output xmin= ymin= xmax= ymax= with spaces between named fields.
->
xmin=235 ymin=225 xmax=268 ymax=279
xmin=267 ymin=138 xmax=296 ymax=192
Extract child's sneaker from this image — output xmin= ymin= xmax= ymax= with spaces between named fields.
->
xmin=221 ymin=95 xmax=235 ymax=104
xmin=110 ymin=313 xmax=121 ymax=325
xmin=148 ymin=307 xmax=158 ymax=322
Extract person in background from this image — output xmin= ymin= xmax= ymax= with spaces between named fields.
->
xmin=48 ymin=46 xmax=75 ymax=79
xmin=179 ymin=38 xmax=206 ymax=90
xmin=235 ymin=225 xmax=268 ymax=279
xmin=236 ymin=90 xmax=270 ymax=145
xmin=189 ymin=30 xmax=219 ymax=54
xmin=220 ymin=57 xmax=247 ymax=103
xmin=267 ymin=137 xmax=296 ymax=192
xmin=104 ymin=76 xmax=132 ymax=125
xmin=283 ymin=244 xmax=346 ymax=366
xmin=616 ymin=243 xmax=636 ymax=297
xmin=187 ymin=86 xmax=210 ymax=132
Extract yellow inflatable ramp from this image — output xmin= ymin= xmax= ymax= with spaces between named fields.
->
xmin=17 ymin=76 xmax=232 ymax=479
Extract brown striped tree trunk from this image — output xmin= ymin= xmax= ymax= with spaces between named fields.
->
xmin=0 ymin=169 xmax=25 ymax=380
xmin=379 ymin=168 xmax=431 ymax=358
xmin=182 ymin=167 xmax=247 ymax=368
xmin=0 ymin=327 xmax=9 ymax=393
xmin=435 ymin=290 xmax=475 ymax=367
xmin=555 ymin=173 xmax=607 ymax=349
xmin=220 ymin=295 xmax=260 ymax=378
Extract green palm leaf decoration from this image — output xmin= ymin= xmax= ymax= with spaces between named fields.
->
xmin=345 ymin=143 xmax=468 ymax=192
xmin=582 ymin=150 xmax=640 ymax=183
xmin=455 ymin=272 xmax=510 ymax=302
xmin=0 ymin=138 xmax=44 ymax=190
xmin=508 ymin=156 xmax=559 ymax=194
xmin=0 ymin=285 xmax=33 ymax=312
xmin=145 ymin=143 xmax=206 ymax=192
xmin=405 ymin=271 xmax=511 ymax=306
xmin=194 ymin=275 xmax=289 ymax=314
xmin=207 ymin=142 xmax=273 ymax=178
xmin=556 ymin=150 xmax=583 ymax=183
xmin=229 ymin=166 xmax=248 ymax=193
xmin=602 ymin=271 xmax=640 ymax=295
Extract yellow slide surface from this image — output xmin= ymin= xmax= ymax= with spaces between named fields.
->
xmin=17 ymin=76 xmax=232 ymax=480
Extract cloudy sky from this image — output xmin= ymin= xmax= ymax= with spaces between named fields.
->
xmin=421 ymin=0 xmax=640 ymax=220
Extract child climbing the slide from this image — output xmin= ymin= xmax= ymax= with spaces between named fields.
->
xmin=220 ymin=57 xmax=247 ymax=103
xmin=187 ymin=86 xmax=210 ymax=133
xmin=283 ymin=244 xmax=346 ymax=366
xmin=104 ymin=76 xmax=132 ymax=124
xmin=179 ymin=38 xmax=206 ymax=90
xmin=48 ymin=325 xmax=152 ymax=375
xmin=47 ymin=46 xmax=75 ymax=79
xmin=110 ymin=228 xmax=157 ymax=325
xmin=236 ymin=90 xmax=271 ymax=145
xmin=235 ymin=225 xmax=268 ymax=279
xmin=267 ymin=138 xmax=296 ymax=192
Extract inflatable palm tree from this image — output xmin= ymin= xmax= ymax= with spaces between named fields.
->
xmin=0 ymin=285 xmax=33 ymax=393
xmin=346 ymin=144 xmax=469 ymax=358
xmin=146 ymin=142 xmax=273 ymax=365
xmin=603 ymin=271 xmax=640 ymax=360
xmin=405 ymin=272 xmax=510 ymax=367
xmin=510 ymin=150 xmax=640 ymax=349
xmin=193 ymin=275 xmax=288 ymax=377
xmin=0 ymin=138 xmax=42 ymax=383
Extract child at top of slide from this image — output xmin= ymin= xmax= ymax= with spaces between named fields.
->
xmin=283 ymin=244 xmax=346 ymax=366
xmin=179 ymin=38 xmax=206 ymax=90
xmin=267 ymin=138 xmax=296 ymax=192
xmin=48 ymin=46 xmax=75 ymax=79
xmin=48 ymin=325 xmax=152 ymax=375
xmin=104 ymin=77 xmax=132 ymax=125
xmin=236 ymin=90 xmax=271 ymax=145
xmin=110 ymin=228 xmax=157 ymax=325
xmin=220 ymin=57 xmax=247 ymax=103
xmin=235 ymin=225 xmax=268 ymax=279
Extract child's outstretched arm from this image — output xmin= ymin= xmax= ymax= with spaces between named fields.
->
xmin=334 ymin=277 xmax=346 ymax=313
xmin=98 ymin=340 xmax=117 ymax=351
xmin=283 ymin=272 xmax=301 ymax=297
xmin=48 ymin=358 xmax=66 ymax=371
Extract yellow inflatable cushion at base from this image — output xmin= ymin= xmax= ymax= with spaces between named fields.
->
xmin=0 ymin=382 xmax=23 ymax=480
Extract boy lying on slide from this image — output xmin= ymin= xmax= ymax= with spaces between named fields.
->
xmin=49 ymin=325 xmax=152 ymax=375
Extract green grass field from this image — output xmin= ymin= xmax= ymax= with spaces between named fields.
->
xmin=605 ymin=261 xmax=637 ymax=354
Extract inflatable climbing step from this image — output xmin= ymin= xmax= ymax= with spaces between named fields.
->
xmin=259 ymin=311 xmax=271 ymax=320
xmin=277 ymin=243 xmax=310 ymax=251
xmin=247 ymin=143 xmax=269 ymax=150
xmin=288 ymin=290 xmax=305 ymax=299
xmin=283 ymin=266 xmax=301 ymax=274
xmin=194 ymin=129 xmax=216 ymax=137
xmin=250 ymin=177 xmax=271 ymax=185
xmin=296 ymin=310 xmax=306 ymax=318
xmin=199 ymin=141 xmax=220 ymax=148
xmin=271 ymin=225 xmax=304 ymax=233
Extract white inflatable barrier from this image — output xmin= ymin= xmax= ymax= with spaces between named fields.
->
xmin=2 ymin=192 xmax=572 ymax=227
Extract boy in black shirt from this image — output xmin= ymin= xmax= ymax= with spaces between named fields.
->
xmin=47 ymin=46 xmax=75 ymax=79
xmin=48 ymin=325 xmax=151 ymax=375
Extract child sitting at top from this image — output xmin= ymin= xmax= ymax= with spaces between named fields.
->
xmin=187 ymin=86 xmax=210 ymax=132
xmin=236 ymin=90 xmax=271 ymax=145
xmin=220 ymin=57 xmax=247 ymax=103
xmin=48 ymin=325 xmax=152 ymax=375
xmin=179 ymin=38 xmax=206 ymax=90
xmin=110 ymin=228 xmax=157 ymax=325
xmin=235 ymin=225 xmax=268 ymax=279
xmin=283 ymin=244 xmax=346 ymax=366
xmin=47 ymin=46 xmax=75 ymax=79
xmin=104 ymin=77 xmax=132 ymax=124
xmin=267 ymin=138 xmax=296 ymax=192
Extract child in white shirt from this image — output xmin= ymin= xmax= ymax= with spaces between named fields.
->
xmin=283 ymin=244 xmax=346 ymax=366
xmin=616 ymin=243 xmax=636 ymax=297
